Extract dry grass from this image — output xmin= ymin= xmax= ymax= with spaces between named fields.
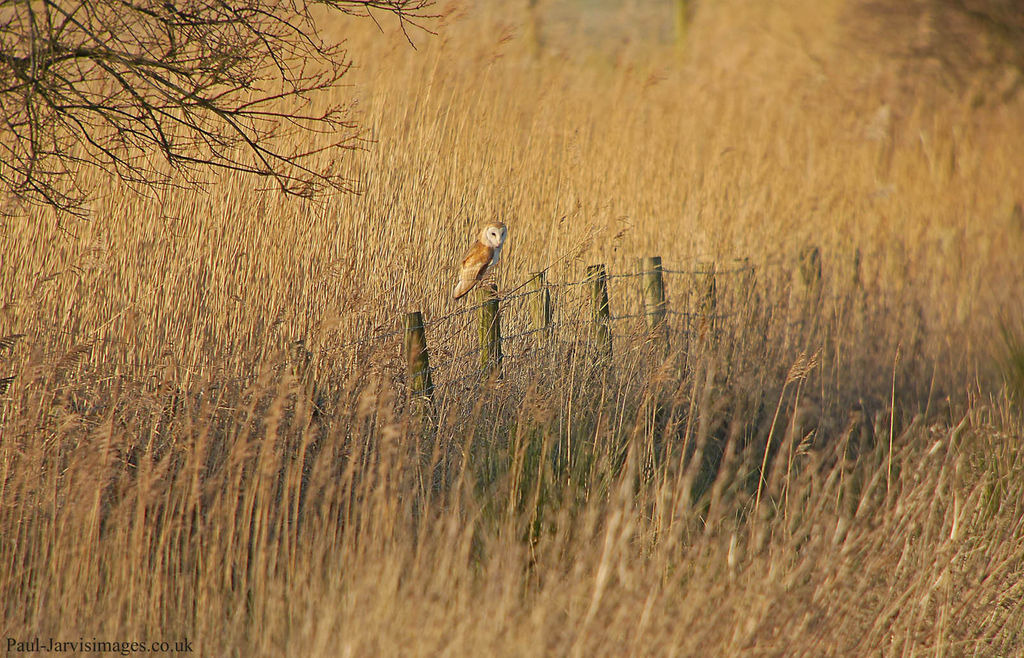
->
xmin=2 ymin=1 xmax=1024 ymax=655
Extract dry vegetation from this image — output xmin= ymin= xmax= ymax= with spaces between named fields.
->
xmin=3 ymin=0 xmax=1024 ymax=655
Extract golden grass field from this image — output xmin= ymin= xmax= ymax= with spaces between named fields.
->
xmin=2 ymin=0 xmax=1024 ymax=655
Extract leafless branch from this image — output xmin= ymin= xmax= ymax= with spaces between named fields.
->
xmin=0 ymin=0 xmax=437 ymax=215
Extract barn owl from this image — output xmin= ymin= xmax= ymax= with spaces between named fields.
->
xmin=453 ymin=221 xmax=508 ymax=300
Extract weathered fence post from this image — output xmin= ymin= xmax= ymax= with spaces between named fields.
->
xmin=697 ymin=261 xmax=717 ymax=343
xmin=850 ymin=246 xmax=867 ymax=322
xmin=478 ymin=281 xmax=502 ymax=377
xmin=726 ymin=257 xmax=757 ymax=352
xmin=404 ymin=311 xmax=434 ymax=401
xmin=587 ymin=264 xmax=613 ymax=360
xmin=795 ymin=245 xmax=824 ymax=340
xmin=675 ymin=0 xmax=695 ymax=52
xmin=641 ymin=256 xmax=668 ymax=350
xmin=526 ymin=0 xmax=542 ymax=59
xmin=851 ymin=247 xmax=862 ymax=290
xmin=735 ymin=257 xmax=759 ymax=326
xmin=799 ymin=245 xmax=822 ymax=300
xmin=530 ymin=271 xmax=552 ymax=333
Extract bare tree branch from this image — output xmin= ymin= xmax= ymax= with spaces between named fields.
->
xmin=0 ymin=0 xmax=436 ymax=215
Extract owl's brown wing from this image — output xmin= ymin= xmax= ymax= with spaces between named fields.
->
xmin=452 ymin=242 xmax=494 ymax=299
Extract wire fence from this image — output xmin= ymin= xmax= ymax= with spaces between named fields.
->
xmin=349 ymin=256 xmax=844 ymax=400
xmin=332 ymin=259 xmax=764 ymax=352
xmin=6 ymin=253 xmax=851 ymax=396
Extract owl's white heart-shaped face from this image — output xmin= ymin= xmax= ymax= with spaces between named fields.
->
xmin=481 ymin=222 xmax=507 ymax=248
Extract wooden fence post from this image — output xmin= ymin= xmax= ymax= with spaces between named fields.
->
xmin=640 ymin=256 xmax=667 ymax=347
xmin=799 ymin=245 xmax=822 ymax=299
xmin=404 ymin=311 xmax=433 ymax=400
xmin=526 ymin=0 xmax=542 ymax=59
xmin=675 ymin=0 xmax=695 ymax=52
xmin=733 ymin=257 xmax=759 ymax=329
xmin=587 ymin=264 xmax=613 ymax=360
xmin=697 ymin=261 xmax=717 ymax=343
xmin=530 ymin=271 xmax=552 ymax=332
xmin=478 ymin=281 xmax=502 ymax=377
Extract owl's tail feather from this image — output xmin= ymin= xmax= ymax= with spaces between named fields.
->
xmin=452 ymin=278 xmax=476 ymax=300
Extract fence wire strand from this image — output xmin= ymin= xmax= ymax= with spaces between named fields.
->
xmin=382 ymin=260 xmax=791 ymax=397
xmin=27 ymin=256 xmax=829 ymax=395
xmin=330 ymin=258 xmax=777 ymax=352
